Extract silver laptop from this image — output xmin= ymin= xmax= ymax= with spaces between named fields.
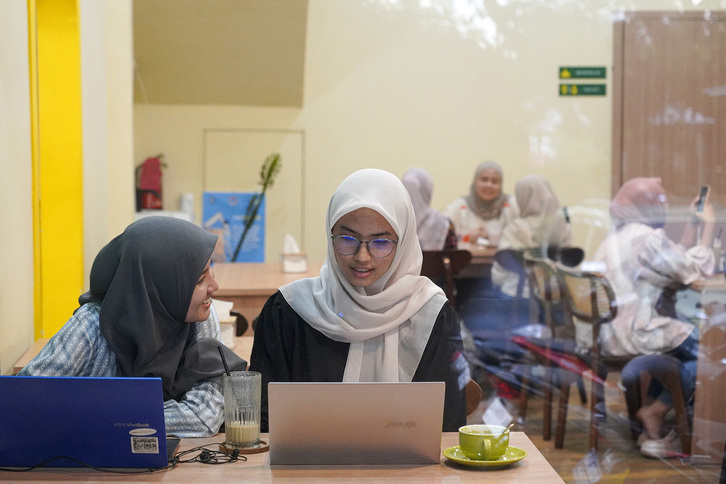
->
xmin=268 ymin=381 xmax=445 ymax=465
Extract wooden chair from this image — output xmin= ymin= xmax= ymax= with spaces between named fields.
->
xmin=555 ymin=263 xmax=632 ymax=451
xmin=232 ymin=310 xmax=250 ymax=336
xmin=421 ymin=250 xmax=472 ymax=310
xmin=518 ymin=254 xmax=586 ymax=443
xmin=492 ymin=246 xmax=585 ymax=325
xmin=465 ymin=378 xmax=483 ymax=417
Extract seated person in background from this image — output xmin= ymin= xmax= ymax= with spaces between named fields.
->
xmin=594 ymin=177 xmax=715 ymax=361
xmin=621 ymin=356 xmax=698 ymax=458
xmin=620 ymin=355 xmax=698 ymax=459
xmin=249 ymin=168 xmax=468 ymax=432
xmin=491 ymin=173 xmax=572 ymax=298
xmin=445 ymin=160 xmax=519 ymax=246
xmin=401 ymin=167 xmax=457 ymax=251
xmin=19 ymin=217 xmax=247 ymax=437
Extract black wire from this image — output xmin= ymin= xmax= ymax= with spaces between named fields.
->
xmin=0 ymin=442 xmax=246 ymax=474
xmin=169 ymin=443 xmax=245 ymax=467
xmin=0 ymin=455 xmax=170 ymax=474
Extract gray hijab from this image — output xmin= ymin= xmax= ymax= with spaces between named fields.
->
xmin=464 ymin=161 xmax=509 ymax=220
xmin=78 ymin=216 xmax=245 ymax=401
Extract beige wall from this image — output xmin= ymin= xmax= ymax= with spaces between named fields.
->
xmin=0 ymin=0 xmax=133 ymax=374
xmin=136 ymin=0 xmax=720 ymax=264
xmin=0 ymin=1 xmax=34 ymax=375
xmin=80 ymin=0 xmax=135 ymax=287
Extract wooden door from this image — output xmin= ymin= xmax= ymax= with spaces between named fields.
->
xmin=612 ymin=12 xmax=726 ymax=212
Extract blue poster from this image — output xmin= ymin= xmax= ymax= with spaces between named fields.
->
xmin=202 ymin=191 xmax=265 ymax=263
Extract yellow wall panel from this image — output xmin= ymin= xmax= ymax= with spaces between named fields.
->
xmin=32 ymin=0 xmax=84 ymax=338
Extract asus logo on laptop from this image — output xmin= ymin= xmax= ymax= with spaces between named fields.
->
xmin=385 ymin=421 xmax=417 ymax=428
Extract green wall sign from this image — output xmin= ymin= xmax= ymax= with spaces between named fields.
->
xmin=559 ymin=84 xmax=607 ymax=96
xmin=559 ymin=67 xmax=606 ymax=79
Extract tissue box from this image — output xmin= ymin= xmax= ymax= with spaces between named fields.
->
xmin=213 ymin=299 xmax=236 ymax=347
xmin=219 ymin=316 xmax=236 ymax=348
xmin=281 ymin=253 xmax=307 ymax=273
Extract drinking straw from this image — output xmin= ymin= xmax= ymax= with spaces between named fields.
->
xmin=218 ymin=345 xmax=231 ymax=376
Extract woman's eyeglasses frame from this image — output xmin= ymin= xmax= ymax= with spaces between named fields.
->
xmin=330 ymin=234 xmax=398 ymax=258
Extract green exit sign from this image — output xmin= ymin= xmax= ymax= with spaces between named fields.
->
xmin=559 ymin=84 xmax=607 ymax=96
xmin=559 ymin=67 xmax=607 ymax=79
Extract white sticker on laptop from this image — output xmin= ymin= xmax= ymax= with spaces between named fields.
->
xmin=130 ymin=428 xmax=157 ymax=436
xmin=131 ymin=436 xmax=160 ymax=454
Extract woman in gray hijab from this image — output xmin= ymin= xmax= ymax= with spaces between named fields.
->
xmin=445 ymin=161 xmax=519 ymax=246
xmin=19 ymin=216 xmax=246 ymax=437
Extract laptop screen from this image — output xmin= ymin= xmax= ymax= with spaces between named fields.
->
xmin=268 ymin=381 xmax=445 ymax=465
xmin=0 ymin=376 xmax=170 ymax=469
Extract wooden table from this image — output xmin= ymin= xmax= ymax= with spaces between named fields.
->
xmin=454 ymin=244 xmax=496 ymax=280
xmin=463 ymin=243 xmax=497 ymax=265
xmin=690 ymin=275 xmax=726 ymax=465
xmin=213 ymin=262 xmax=323 ymax=330
xmin=0 ymin=432 xmax=564 ymax=482
xmin=12 ymin=338 xmax=49 ymax=374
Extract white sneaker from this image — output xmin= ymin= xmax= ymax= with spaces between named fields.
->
xmin=639 ymin=429 xmax=683 ymax=459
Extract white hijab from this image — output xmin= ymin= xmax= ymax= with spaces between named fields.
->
xmin=401 ymin=168 xmax=451 ymax=251
xmin=280 ymin=169 xmax=447 ymax=382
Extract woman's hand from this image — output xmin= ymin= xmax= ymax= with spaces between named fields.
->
xmin=688 ymin=194 xmax=717 ymax=248
xmin=690 ymin=196 xmax=716 ymax=224
xmin=470 ymin=227 xmax=489 ymax=240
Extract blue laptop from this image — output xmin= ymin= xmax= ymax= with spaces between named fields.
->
xmin=0 ymin=376 xmax=171 ymax=469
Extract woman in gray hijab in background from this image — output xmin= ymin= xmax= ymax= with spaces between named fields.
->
xmin=445 ymin=161 xmax=519 ymax=246
xmin=19 ymin=216 xmax=246 ymax=437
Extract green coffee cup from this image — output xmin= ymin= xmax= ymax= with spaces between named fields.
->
xmin=458 ymin=424 xmax=510 ymax=460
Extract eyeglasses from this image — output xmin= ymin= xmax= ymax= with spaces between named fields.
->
xmin=331 ymin=235 xmax=398 ymax=258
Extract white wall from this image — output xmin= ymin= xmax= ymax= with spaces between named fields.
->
xmin=126 ymin=0 xmax=723 ymax=265
xmin=0 ymin=1 xmax=35 ymax=374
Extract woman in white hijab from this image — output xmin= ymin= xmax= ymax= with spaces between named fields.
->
xmin=401 ymin=167 xmax=457 ymax=251
xmin=492 ymin=174 xmax=572 ymax=297
xmin=249 ymin=169 xmax=468 ymax=431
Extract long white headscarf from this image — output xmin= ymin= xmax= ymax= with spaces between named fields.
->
xmin=507 ymin=174 xmax=570 ymax=247
xmin=401 ymin=167 xmax=451 ymax=251
xmin=280 ymin=169 xmax=447 ymax=382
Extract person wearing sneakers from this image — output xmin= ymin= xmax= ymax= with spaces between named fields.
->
xmin=621 ymin=356 xmax=698 ymax=458
xmin=594 ymin=178 xmax=717 ymax=458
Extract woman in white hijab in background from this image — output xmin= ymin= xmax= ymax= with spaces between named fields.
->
xmin=492 ymin=174 xmax=572 ymax=297
xmin=249 ymin=168 xmax=468 ymax=432
xmin=401 ymin=167 xmax=456 ymax=251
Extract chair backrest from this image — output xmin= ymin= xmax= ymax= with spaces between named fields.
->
xmin=420 ymin=250 xmax=472 ymax=309
xmin=494 ymin=246 xmax=584 ymax=300
xmin=554 ymin=263 xmax=618 ymax=358
xmin=552 ymin=247 xmax=585 ymax=268
xmin=522 ymin=254 xmax=562 ymax=333
xmin=493 ymin=249 xmax=528 ymax=298
xmin=464 ymin=378 xmax=483 ymax=416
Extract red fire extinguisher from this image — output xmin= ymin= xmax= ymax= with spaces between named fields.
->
xmin=136 ymin=154 xmax=165 ymax=210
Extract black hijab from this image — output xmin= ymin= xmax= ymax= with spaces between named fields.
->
xmin=78 ymin=216 xmax=246 ymax=401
